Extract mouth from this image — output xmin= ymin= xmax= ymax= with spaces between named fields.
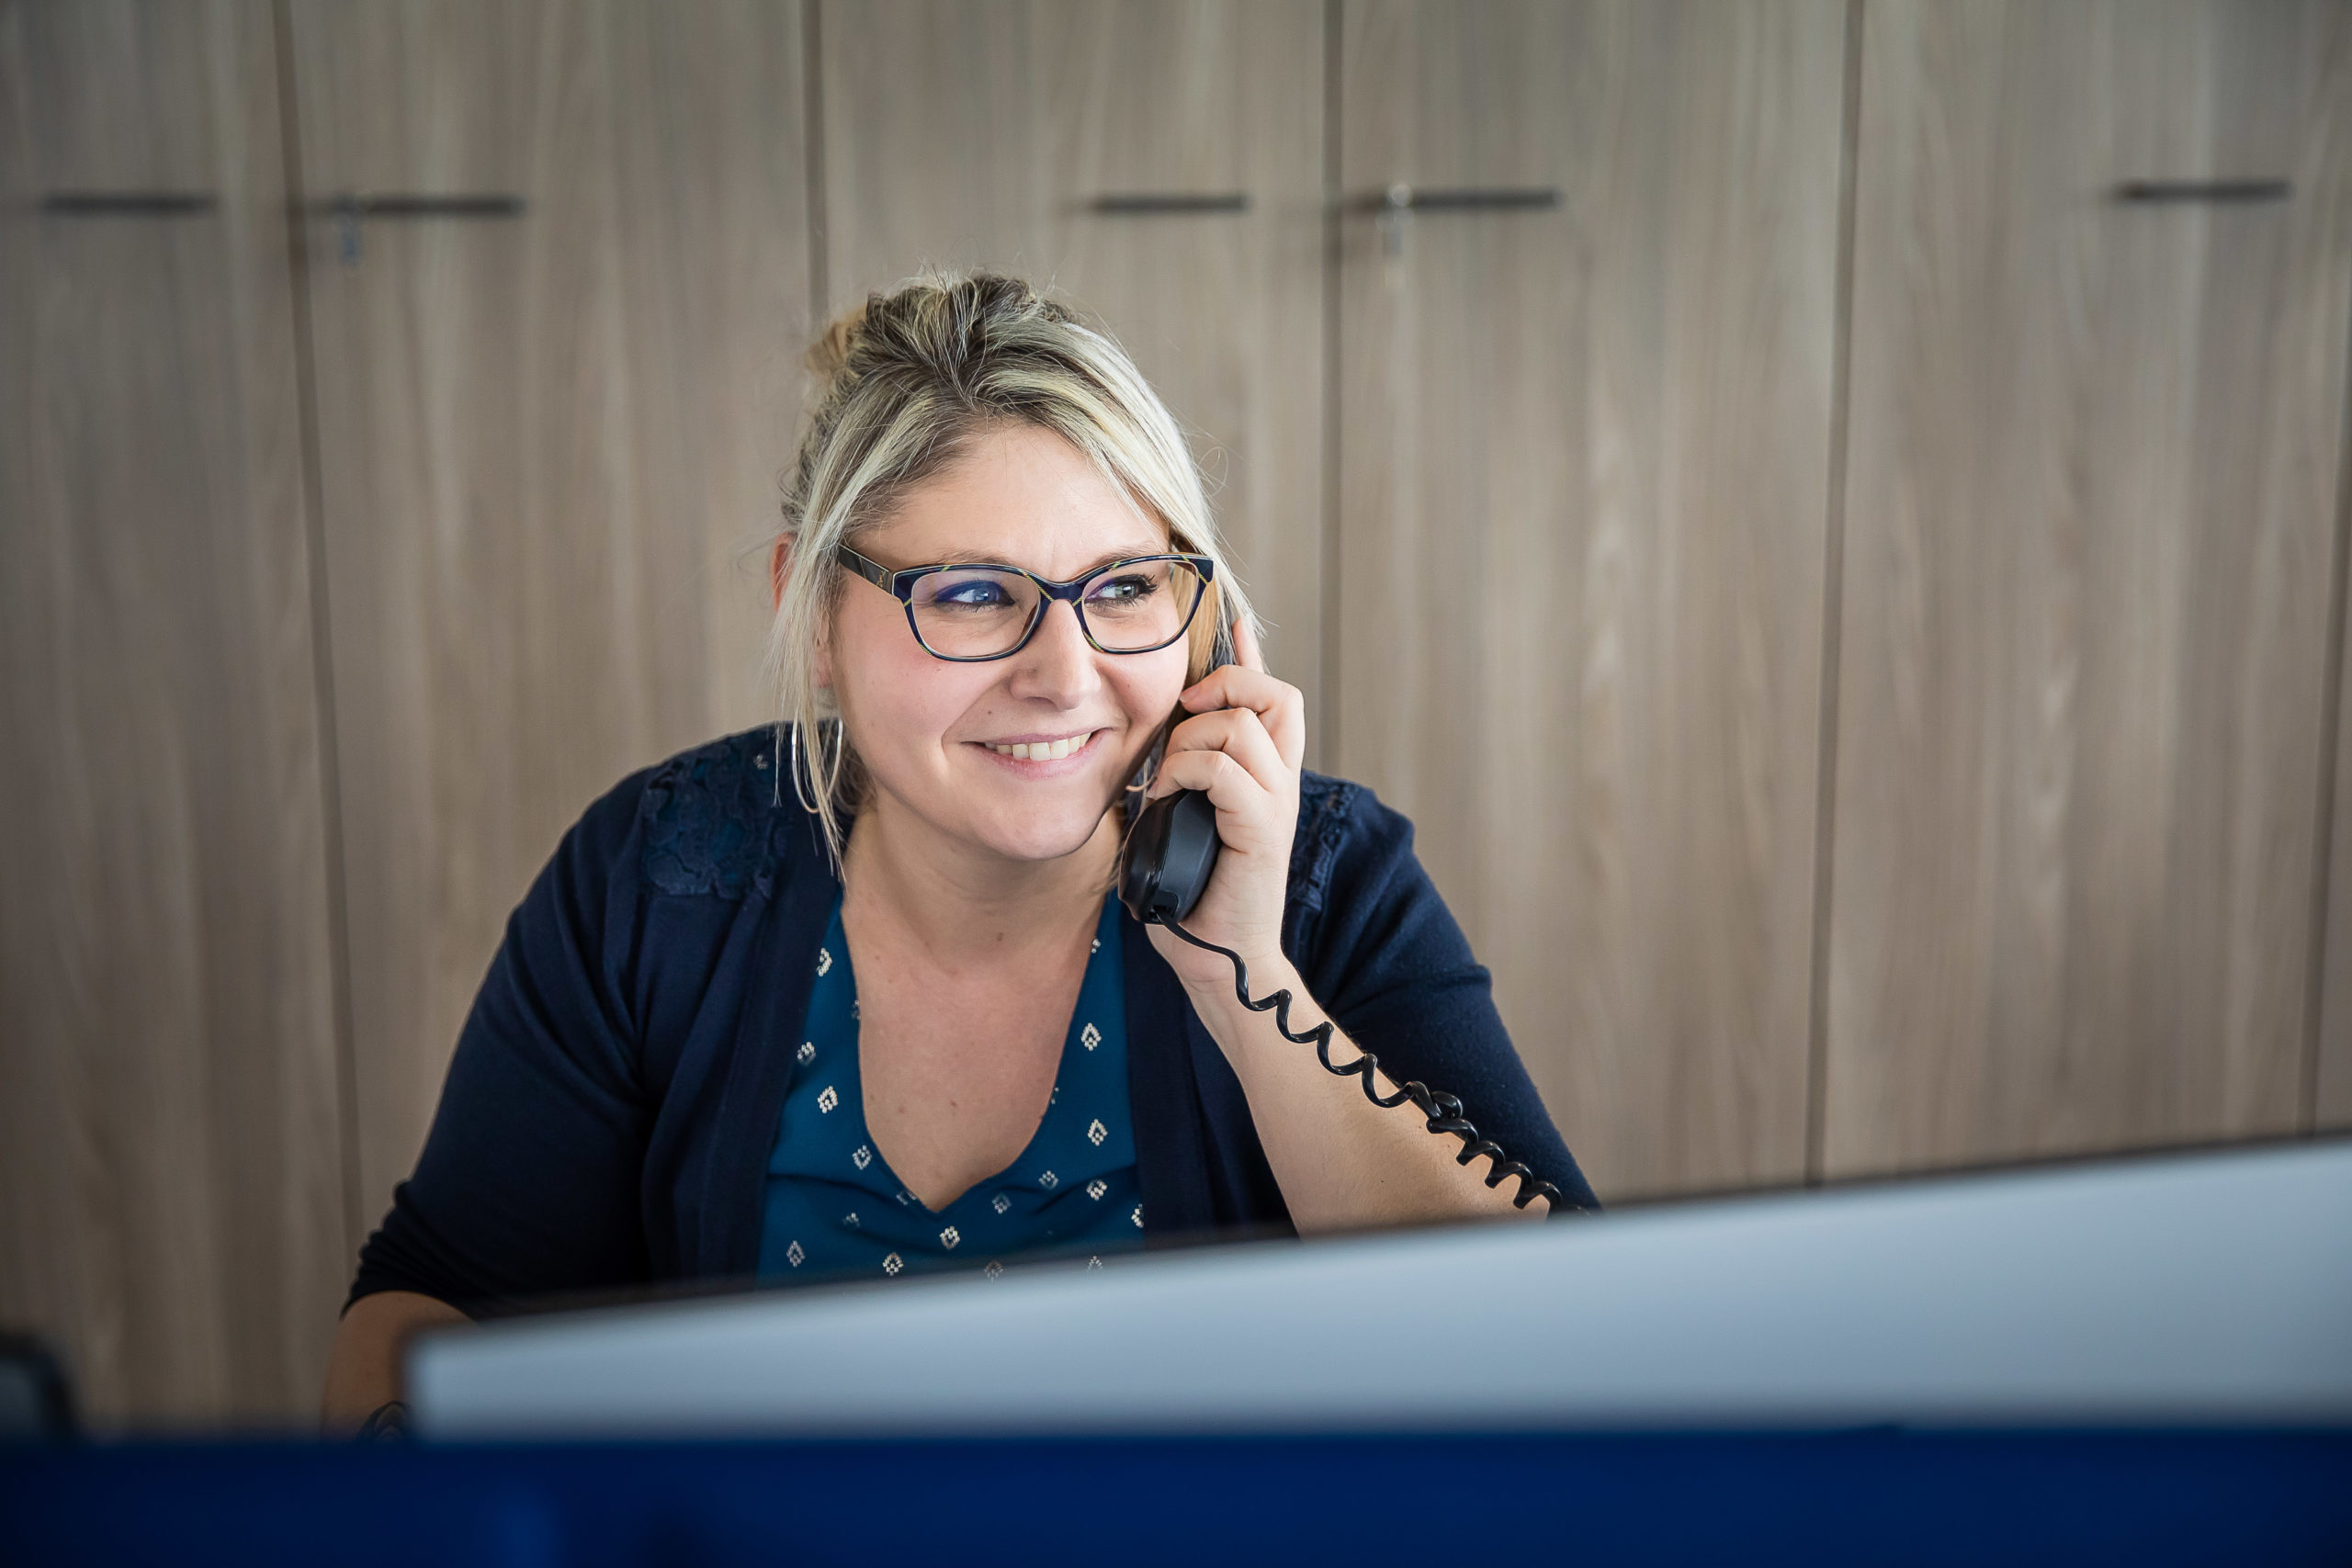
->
xmin=970 ymin=728 xmax=1107 ymax=768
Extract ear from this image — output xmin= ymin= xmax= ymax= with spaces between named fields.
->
xmin=775 ymin=535 xmax=836 ymax=690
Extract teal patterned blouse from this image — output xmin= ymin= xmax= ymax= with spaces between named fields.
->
xmin=756 ymin=891 xmax=1147 ymax=1283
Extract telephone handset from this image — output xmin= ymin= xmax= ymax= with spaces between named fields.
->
xmin=1115 ymin=615 xmax=1566 ymax=1212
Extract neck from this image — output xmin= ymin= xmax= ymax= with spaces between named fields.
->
xmin=841 ymin=788 xmax=1120 ymax=971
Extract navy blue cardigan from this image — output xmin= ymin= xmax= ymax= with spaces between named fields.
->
xmin=351 ymin=728 xmax=1597 ymax=1313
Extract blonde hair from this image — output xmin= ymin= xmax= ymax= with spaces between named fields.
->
xmin=767 ymin=271 xmax=1259 ymax=863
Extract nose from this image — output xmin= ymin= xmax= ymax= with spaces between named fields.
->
xmin=1003 ymin=597 xmax=1100 ymax=708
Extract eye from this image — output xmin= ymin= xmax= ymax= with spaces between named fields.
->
xmin=934 ymin=578 xmax=1015 ymax=608
xmin=1086 ymin=572 xmax=1161 ymax=606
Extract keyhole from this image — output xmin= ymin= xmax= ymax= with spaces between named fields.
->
xmin=334 ymin=196 xmax=362 ymax=265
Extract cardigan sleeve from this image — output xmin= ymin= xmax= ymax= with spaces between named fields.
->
xmin=1286 ymin=777 xmax=1600 ymax=1213
xmin=347 ymin=767 xmax=660 ymax=1314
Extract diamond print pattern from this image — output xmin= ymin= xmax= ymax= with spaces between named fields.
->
xmin=767 ymin=905 xmax=1145 ymax=1285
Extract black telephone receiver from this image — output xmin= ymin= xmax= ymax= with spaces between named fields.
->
xmin=1116 ymin=617 xmax=1233 ymax=927
xmin=1113 ymin=610 xmax=1568 ymax=1213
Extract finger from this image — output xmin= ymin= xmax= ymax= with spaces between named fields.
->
xmin=1149 ymin=747 xmax=1269 ymax=823
xmin=1230 ymin=613 xmax=1268 ymax=673
xmin=1182 ymin=663 xmax=1305 ymax=770
xmin=1154 ymin=705 xmax=1287 ymax=798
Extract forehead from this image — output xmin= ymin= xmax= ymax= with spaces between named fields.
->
xmin=866 ymin=423 xmax=1169 ymax=573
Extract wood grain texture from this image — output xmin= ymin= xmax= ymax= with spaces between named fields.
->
xmin=287 ymin=0 xmax=811 ymax=1225
xmin=2308 ymin=13 xmax=2352 ymax=1133
xmin=2323 ymin=570 xmax=2352 ymax=1128
xmin=820 ymin=0 xmax=1329 ymax=761
xmin=0 ymin=0 xmax=346 ymax=1424
xmin=1335 ymin=1 xmax=1848 ymax=1200
xmin=1826 ymin=0 xmax=2352 ymax=1175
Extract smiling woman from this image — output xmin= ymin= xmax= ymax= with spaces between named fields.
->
xmin=767 ymin=275 xmax=1251 ymax=867
xmin=322 ymin=273 xmax=1597 ymax=1431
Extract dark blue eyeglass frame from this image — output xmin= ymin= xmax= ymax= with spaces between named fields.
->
xmin=834 ymin=542 xmax=1216 ymax=662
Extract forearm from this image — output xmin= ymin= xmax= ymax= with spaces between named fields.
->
xmin=1182 ymin=958 xmax=1544 ymax=1235
xmin=322 ymin=1289 xmax=470 ymax=1433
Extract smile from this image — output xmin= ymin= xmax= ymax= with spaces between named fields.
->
xmin=978 ymin=730 xmax=1101 ymax=762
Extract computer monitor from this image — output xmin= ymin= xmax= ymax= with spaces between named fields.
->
xmin=410 ymin=1138 xmax=2352 ymax=1440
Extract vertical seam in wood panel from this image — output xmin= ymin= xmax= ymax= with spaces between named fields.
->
xmin=803 ymin=0 xmax=829 ymax=325
xmin=270 ymin=0 xmax=363 ymax=1252
xmin=1805 ymin=0 xmax=1867 ymax=1185
xmin=1318 ymin=0 xmax=1343 ymax=767
xmin=2298 ymin=241 xmax=2352 ymax=1135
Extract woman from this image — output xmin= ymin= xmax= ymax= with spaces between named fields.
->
xmin=323 ymin=273 xmax=1596 ymax=1427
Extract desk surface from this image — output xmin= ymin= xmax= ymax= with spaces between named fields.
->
xmin=5 ymin=1428 xmax=2351 ymax=1567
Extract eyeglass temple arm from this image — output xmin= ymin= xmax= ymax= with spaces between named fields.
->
xmin=833 ymin=544 xmax=896 ymax=594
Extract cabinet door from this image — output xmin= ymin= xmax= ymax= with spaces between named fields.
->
xmin=1336 ymin=1 xmax=1848 ymax=1198
xmin=0 ymin=0 xmax=345 ymax=1422
xmin=287 ymin=0 xmax=812 ymax=1217
xmin=820 ymin=0 xmax=1328 ymax=758
xmin=1826 ymin=0 xmax=2352 ymax=1175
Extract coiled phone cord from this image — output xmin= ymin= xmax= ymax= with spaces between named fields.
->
xmin=1155 ymin=916 xmax=1567 ymax=1213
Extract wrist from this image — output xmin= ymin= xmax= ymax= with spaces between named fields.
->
xmin=1179 ymin=946 xmax=1309 ymax=1042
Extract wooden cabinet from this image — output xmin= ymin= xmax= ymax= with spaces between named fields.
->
xmin=1333 ymin=0 xmax=1850 ymax=1199
xmin=284 ymin=0 xmax=813 ymax=1218
xmin=0 ymin=0 xmax=346 ymax=1423
xmin=8 ymin=0 xmax=2351 ymax=1427
xmin=819 ymin=0 xmax=1329 ymax=759
xmin=1826 ymin=0 xmax=2352 ymax=1175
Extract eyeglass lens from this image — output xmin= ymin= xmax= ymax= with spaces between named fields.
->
xmin=907 ymin=559 xmax=1204 ymax=659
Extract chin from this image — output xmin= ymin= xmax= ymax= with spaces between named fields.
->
xmin=963 ymin=799 xmax=1118 ymax=863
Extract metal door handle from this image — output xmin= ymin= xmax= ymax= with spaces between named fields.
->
xmin=40 ymin=191 xmax=217 ymax=216
xmin=2114 ymin=179 xmax=2290 ymax=204
xmin=1090 ymin=193 xmax=1250 ymax=215
xmin=1374 ymin=184 xmax=1560 ymax=212
xmin=1365 ymin=184 xmax=1560 ymax=254
xmin=305 ymin=192 xmax=528 ymax=264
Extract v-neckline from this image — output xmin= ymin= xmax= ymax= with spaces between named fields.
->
xmin=827 ymin=892 xmax=1121 ymax=1218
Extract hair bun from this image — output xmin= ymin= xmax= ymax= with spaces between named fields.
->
xmin=804 ymin=299 xmax=869 ymax=383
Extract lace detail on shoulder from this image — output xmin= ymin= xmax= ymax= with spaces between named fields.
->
xmin=640 ymin=728 xmax=788 ymax=898
xmin=1289 ymin=772 xmax=1359 ymax=918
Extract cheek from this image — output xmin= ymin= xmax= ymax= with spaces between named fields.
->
xmin=832 ymin=602 xmax=969 ymax=738
xmin=1107 ymin=649 xmax=1188 ymax=734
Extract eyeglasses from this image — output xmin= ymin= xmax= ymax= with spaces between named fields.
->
xmin=835 ymin=543 xmax=1215 ymax=662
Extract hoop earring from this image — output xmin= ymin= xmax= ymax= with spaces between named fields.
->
xmin=787 ymin=719 xmax=818 ymax=815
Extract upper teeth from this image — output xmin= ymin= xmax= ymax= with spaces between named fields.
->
xmin=990 ymin=735 xmax=1088 ymax=761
